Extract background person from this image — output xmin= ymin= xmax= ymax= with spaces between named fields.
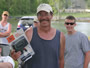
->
xmin=0 ymin=11 xmax=12 ymax=56
xmin=64 ymin=15 xmax=90 ymax=68
xmin=33 ymin=17 xmax=39 ymax=27
xmin=0 ymin=46 xmax=15 ymax=68
xmin=11 ymin=3 xmax=65 ymax=68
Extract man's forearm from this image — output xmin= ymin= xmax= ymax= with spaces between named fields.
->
xmin=0 ymin=32 xmax=10 ymax=37
xmin=59 ymin=58 xmax=64 ymax=68
xmin=84 ymin=51 xmax=90 ymax=68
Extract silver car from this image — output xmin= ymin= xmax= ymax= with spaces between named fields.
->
xmin=17 ymin=16 xmax=34 ymax=31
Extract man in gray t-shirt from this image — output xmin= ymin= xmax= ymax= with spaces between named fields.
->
xmin=64 ymin=15 xmax=90 ymax=68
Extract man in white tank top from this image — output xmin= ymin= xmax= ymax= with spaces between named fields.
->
xmin=0 ymin=11 xmax=12 ymax=56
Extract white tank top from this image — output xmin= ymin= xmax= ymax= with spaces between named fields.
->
xmin=0 ymin=56 xmax=15 ymax=68
xmin=0 ymin=23 xmax=10 ymax=44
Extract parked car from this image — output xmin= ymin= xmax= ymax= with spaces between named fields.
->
xmin=17 ymin=16 xmax=34 ymax=31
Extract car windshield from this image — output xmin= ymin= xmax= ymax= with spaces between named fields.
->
xmin=17 ymin=16 xmax=34 ymax=31
xmin=20 ymin=18 xmax=34 ymax=25
xmin=21 ymin=18 xmax=34 ymax=20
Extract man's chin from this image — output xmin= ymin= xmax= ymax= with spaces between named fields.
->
xmin=67 ymin=30 xmax=72 ymax=32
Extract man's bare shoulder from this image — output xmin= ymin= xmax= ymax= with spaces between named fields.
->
xmin=25 ymin=27 xmax=33 ymax=42
xmin=60 ymin=32 xmax=65 ymax=46
xmin=25 ymin=27 xmax=33 ymax=33
xmin=60 ymin=32 xmax=65 ymax=39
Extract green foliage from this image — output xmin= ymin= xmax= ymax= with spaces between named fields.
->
xmin=0 ymin=0 xmax=59 ymax=15
xmin=86 ymin=0 xmax=90 ymax=8
xmin=0 ymin=0 xmax=90 ymax=16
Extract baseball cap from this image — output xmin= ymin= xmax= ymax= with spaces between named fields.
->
xmin=37 ymin=3 xmax=53 ymax=14
xmin=2 ymin=11 xmax=9 ymax=16
xmin=34 ymin=17 xmax=38 ymax=22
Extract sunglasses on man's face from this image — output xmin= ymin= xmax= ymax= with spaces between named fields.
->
xmin=65 ymin=22 xmax=75 ymax=25
xmin=4 ymin=14 xmax=8 ymax=16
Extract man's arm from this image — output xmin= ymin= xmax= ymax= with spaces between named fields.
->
xmin=84 ymin=51 xmax=90 ymax=68
xmin=0 ymin=62 xmax=13 ymax=68
xmin=59 ymin=32 xmax=65 ymax=68
xmin=0 ymin=24 xmax=11 ymax=37
xmin=25 ymin=27 xmax=33 ymax=42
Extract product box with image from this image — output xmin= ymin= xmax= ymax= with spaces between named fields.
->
xmin=7 ymin=28 xmax=35 ymax=64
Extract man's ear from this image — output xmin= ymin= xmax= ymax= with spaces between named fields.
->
xmin=51 ymin=14 xmax=53 ymax=19
xmin=74 ymin=23 xmax=76 ymax=26
xmin=0 ymin=48 xmax=2 ymax=54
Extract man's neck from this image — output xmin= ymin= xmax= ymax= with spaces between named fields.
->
xmin=68 ymin=30 xmax=76 ymax=35
xmin=38 ymin=26 xmax=51 ymax=33
xmin=37 ymin=26 xmax=55 ymax=40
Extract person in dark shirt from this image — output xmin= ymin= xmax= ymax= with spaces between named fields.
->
xmin=11 ymin=3 xmax=65 ymax=68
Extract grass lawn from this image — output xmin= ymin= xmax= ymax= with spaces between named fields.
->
xmin=8 ymin=18 xmax=19 ymax=33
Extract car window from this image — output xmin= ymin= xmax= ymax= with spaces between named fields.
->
xmin=21 ymin=20 xmax=33 ymax=24
xmin=17 ymin=17 xmax=34 ymax=31
xmin=21 ymin=18 xmax=34 ymax=20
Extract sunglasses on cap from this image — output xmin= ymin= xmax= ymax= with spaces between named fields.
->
xmin=65 ymin=22 xmax=75 ymax=25
xmin=4 ymin=14 xmax=8 ymax=16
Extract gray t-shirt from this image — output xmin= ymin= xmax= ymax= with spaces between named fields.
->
xmin=64 ymin=31 xmax=90 ymax=68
